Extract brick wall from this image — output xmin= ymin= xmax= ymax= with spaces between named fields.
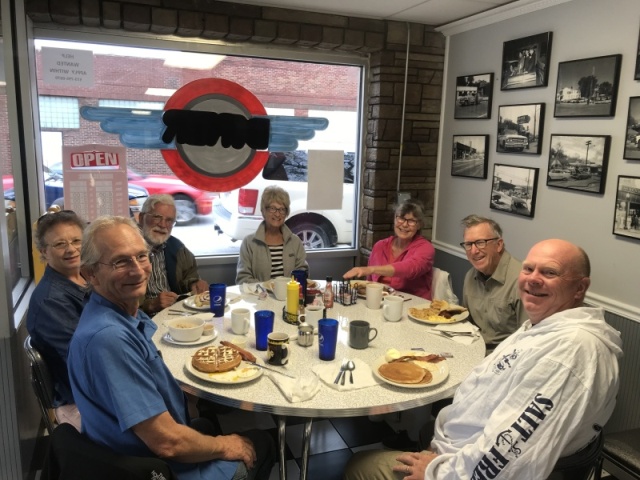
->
xmin=24 ymin=0 xmax=445 ymax=258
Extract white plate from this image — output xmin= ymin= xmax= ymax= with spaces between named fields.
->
xmin=262 ymin=279 xmax=319 ymax=293
xmin=350 ymin=280 xmax=393 ymax=298
xmin=407 ymin=302 xmax=469 ymax=325
xmin=183 ymin=293 xmax=240 ymax=311
xmin=185 ymin=357 xmax=264 ymax=384
xmin=162 ymin=331 xmax=217 ymax=346
xmin=372 ymin=352 xmax=449 ymax=389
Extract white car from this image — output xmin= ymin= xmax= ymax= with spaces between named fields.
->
xmin=548 ymin=169 xmax=572 ymax=181
xmin=212 ymin=151 xmax=355 ymax=249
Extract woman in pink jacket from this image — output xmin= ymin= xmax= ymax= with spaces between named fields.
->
xmin=343 ymin=201 xmax=435 ymax=299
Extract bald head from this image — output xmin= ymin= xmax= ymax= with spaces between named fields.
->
xmin=518 ymin=239 xmax=591 ymax=325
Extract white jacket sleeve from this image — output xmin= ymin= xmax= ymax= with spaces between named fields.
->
xmin=426 ymin=356 xmax=593 ymax=480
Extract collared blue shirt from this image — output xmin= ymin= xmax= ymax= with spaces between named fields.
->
xmin=68 ymin=293 xmax=238 ymax=479
xmin=27 ymin=265 xmax=89 ymax=406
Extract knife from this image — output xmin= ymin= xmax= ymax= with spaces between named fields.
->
xmin=247 ymin=361 xmax=296 ymax=379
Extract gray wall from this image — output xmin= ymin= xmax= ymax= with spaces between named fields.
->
xmin=435 ymin=0 xmax=640 ymax=320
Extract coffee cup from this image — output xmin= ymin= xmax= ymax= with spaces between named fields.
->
xmin=365 ymin=283 xmax=383 ymax=309
xmin=383 ymin=295 xmax=404 ymax=322
xmin=231 ymin=308 xmax=250 ymax=335
xmin=273 ymin=276 xmax=290 ymax=301
xmin=302 ymin=305 xmax=324 ymax=328
xmin=348 ymin=320 xmax=378 ymax=349
xmin=267 ymin=332 xmax=290 ymax=365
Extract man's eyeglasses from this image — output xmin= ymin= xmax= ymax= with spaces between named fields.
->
xmin=48 ymin=239 xmax=82 ymax=251
xmin=266 ymin=206 xmax=287 ymax=215
xmin=460 ymin=238 xmax=500 ymax=251
xmin=146 ymin=214 xmax=176 ymax=227
xmin=395 ymin=216 xmax=418 ymax=227
xmin=97 ymin=252 xmax=153 ymax=271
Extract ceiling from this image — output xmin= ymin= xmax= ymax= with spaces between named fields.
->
xmin=219 ymin=0 xmax=518 ymax=27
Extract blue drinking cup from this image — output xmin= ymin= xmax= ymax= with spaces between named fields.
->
xmin=254 ymin=310 xmax=275 ymax=351
xmin=318 ymin=318 xmax=339 ymax=361
xmin=209 ymin=283 xmax=226 ymax=317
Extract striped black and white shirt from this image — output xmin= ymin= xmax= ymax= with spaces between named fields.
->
xmin=269 ymin=244 xmax=284 ymax=278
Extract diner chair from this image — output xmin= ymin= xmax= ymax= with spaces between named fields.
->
xmin=431 ymin=267 xmax=459 ymax=304
xmin=546 ymin=431 xmax=604 ymax=480
xmin=599 ymin=428 xmax=640 ymax=480
xmin=24 ymin=335 xmax=57 ymax=434
xmin=41 ymin=422 xmax=175 ymax=480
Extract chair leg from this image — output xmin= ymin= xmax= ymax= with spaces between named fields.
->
xmin=592 ymin=454 xmax=603 ymax=480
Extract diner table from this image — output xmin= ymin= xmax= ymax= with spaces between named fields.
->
xmin=152 ymin=283 xmax=485 ymax=480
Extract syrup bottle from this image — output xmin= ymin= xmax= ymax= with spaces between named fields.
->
xmin=323 ymin=276 xmax=334 ymax=309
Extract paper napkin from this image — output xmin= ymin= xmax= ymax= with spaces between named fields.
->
xmin=267 ymin=374 xmax=320 ymax=403
xmin=433 ymin=321 xmax=481 ymax=345
xmin=312 ymin=358 xmax=381 ymax=391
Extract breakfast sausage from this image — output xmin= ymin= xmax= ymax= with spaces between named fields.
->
xmin=220 ymin=340 xmax=257 ymax=363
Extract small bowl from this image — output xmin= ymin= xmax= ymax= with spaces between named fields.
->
xmin=167 ymin=317 xmax=205 ymax=342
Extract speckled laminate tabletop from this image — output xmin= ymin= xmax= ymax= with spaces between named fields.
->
xmin=153 ymin=284 xmax=485 ymax=418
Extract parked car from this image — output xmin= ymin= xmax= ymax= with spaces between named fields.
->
xmin=50 ymin=163 xmax=215 ymax=225
xmin=212 ymin=151 xmax=355 ymax=249
xmin=548 ymin=169 xmax=572 ymax=181
xmin=497 ymin=130 xmax=528 ymax=152
xmin=571 ymin=170 xmax=591 ymax=180
xmin=490 ymin=191 xmax=512 ymax=212
xmin=510 ymin=197 xmax=530 ymax=215
xmin=3 ymin=172 xmax=149 ymax=219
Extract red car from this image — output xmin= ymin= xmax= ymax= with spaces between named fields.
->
xmin=50 ymin=163 xmax=216 ymax=225
xmin=127 ymin=168 xmax=216 ymax=224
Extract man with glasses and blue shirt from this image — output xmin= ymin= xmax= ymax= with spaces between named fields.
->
xmin=460 ymin=214 xmax=527 ymax=352
xmin=68 ymin=216 xmax=275 ymax=479
xmin=138 ymin=194 xmax=208 ymax=315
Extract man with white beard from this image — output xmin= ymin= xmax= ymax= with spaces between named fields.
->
xmin=138 ymin=194 xmax=208 ymax=314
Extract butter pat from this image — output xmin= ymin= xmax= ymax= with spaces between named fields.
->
xmin=384 ymin=348 xmax=401 ymax=363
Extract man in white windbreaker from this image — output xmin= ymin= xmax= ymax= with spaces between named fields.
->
xmin=343 ymin=239 xmax=622 ymax=480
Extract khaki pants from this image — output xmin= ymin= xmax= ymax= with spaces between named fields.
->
xmin=343 ymin=449 xmax=411 ymax=480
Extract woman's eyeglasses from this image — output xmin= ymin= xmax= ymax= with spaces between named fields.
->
xmin=37 ymin=209 xmax=76 ymax=225
xmin=48 ymin=239 xmax=82 ymax=251
xmin=97 ymin=252 xmax=153 ymax=271
xmin=395 ymin=216 xmax=418 ymax=227
xmin=266 ymin=206 xmax=287 ymax=215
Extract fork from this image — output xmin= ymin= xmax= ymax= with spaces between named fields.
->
xmin=334 ymin=358 xmax=349 ymax=384
xmin=439 ymin=330 xmax=476 ymax=337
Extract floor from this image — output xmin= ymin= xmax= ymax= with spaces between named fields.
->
xmin=32 ymin=410 xmax=620 ymax=480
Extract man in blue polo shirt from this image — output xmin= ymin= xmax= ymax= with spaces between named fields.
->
xmin=68 ymin=215 xmax=274 ymax=479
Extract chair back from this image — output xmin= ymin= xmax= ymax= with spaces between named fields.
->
xmin=431 ymin=267 xmax=459 ymax=304
xmin=547 ymin=431 xmax=604 ymax=480
xmin=24 ymin=335 xmax=57 ymax=434
xmin=41 ymin=423 xmax=175 ymax=480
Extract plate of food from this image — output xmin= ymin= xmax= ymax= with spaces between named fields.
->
xmin=408 ymin=299 xmax=469 ymax=325
xmin=185 ymin=344 xmax=264 ymax=384
xmin=183 ymin=292 xmax=239 ymax=311
xmin=350 ymin=281 xmax=394 ymax=298
xmin=372 ymin=349 xmax=449 ymax=389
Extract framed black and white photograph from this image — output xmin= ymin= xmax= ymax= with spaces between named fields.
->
xmin=490 ymin=164 xmax=539 ymax=218
xmin=623 ymin=97 xmax=640 ymax=160
xmin=454 ymin=73 xmax=494 ymax=119
xmin=497 ymin=103 xmax=545 ymax=155
xmin=547 ymin=134 xmax=610 ymax=194
xmin=612 ymin=176 xmax=640 ymax=240
xmin=452 ymin=135 xmax=489 ymax=178
xmin=501 ymin=32 xmax=552 ymax=90
xmin=554 ymin=54 xmax=622 ymax=118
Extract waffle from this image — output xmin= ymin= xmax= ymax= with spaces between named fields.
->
xmin=192 ymin=345 xmax=242 ymax=373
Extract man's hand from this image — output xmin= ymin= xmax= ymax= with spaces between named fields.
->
xmin=147 ymin=291 xmax=179 ymax=313
xmin=218 ymin=434 xmax=257 ymax=468
xmin=191 ymin=279 xmax=209 ymax=294
xmin=393 ymin=451 xmax=438 ymax=479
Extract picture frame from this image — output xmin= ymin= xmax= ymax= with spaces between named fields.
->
xmin=623 ymin=97 xmax=640 ymax=160
xmin=635 ymin=25 xmax=640 ymax=80
xmin=497 ymin=103 xmax=545 ymax=155
xmin=554 ymin=54 xmax=622 ymax=118
xmin=501 ymin=32 xmax=552 ymax=90
xmin=612 ymin=176 xmax=640 ymax=240
xmin=490 ymin=164 xmax=539 ymax=218
xmin=451 ymin=135 xmax=489 ymax=178
xmin=454 ymin=73 xmax=494 ymax=119
xmin=547 ymin=134 xmax=610 ymax=194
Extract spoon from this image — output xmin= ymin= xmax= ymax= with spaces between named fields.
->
xmin=346 ymin=360 xmax=355 ymax=384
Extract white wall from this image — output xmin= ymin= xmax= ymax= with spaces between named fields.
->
xmin=435 ymin=0 xmax=640 ymax=319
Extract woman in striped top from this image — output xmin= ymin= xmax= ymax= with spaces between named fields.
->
xmin=236 ymin=186 xmax=308 ymax=284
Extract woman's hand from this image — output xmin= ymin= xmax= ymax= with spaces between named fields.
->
xmin=343 ymin=266 xmax=370 ymax=279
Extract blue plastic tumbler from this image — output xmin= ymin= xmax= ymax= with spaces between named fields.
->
xmin=318 ymin=318 xmax=339 ymax=361
xmin=209 ymin=283 xmax=226 ymax=317
xmin=254 ymin=310 xmax=275 ymax=351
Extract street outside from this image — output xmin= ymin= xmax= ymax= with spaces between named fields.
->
xmin=452 ymin=157 xmax=485 ymax=177
xmin=554 ymin=101 xmax=612 ymax=117
xmin=547 ymin=176 xmax=602 ymax=193
xmin=172 ymin=212 xmax=241 ymax=256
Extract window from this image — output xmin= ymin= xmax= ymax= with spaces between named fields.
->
xmin=33 ymin=38 xmax=362 ymax=256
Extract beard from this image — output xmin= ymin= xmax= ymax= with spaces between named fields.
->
xmin=143 ymin=225 xmax=170 ymax=246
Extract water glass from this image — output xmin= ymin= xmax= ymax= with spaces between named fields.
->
xmin=254 ymin=310 xmax=275 ymax=351
xmin=318 ymin=318 xmax=339 ymax=361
